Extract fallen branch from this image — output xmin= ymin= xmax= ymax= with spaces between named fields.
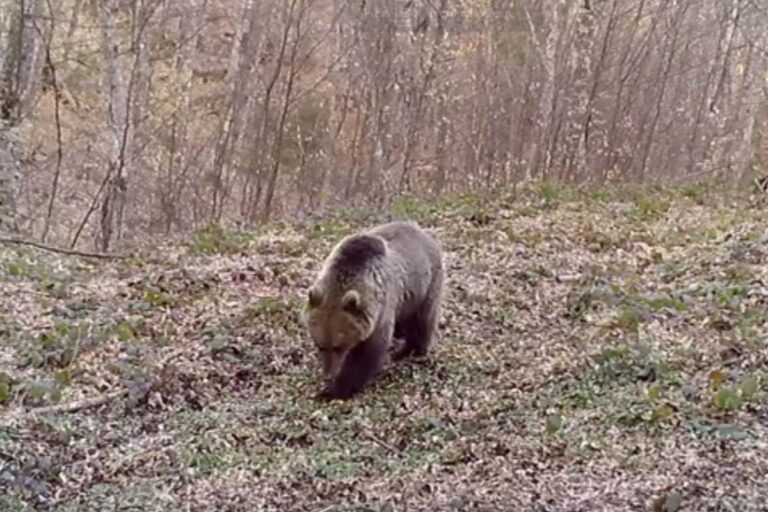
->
xmin=30 ymin=389 xmax=129 ymax=415
xmin=27 ymin=348 xmax=186 ymax=416
xmin=362 ymin=431 xmax=400 ymax=454
xmin=555 ymin=274 xmax=583 ymax=283
xmin=0 ymin=237 xmax=128 ymax=259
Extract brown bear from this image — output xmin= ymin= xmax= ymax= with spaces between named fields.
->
xmin=302 ymin=220 xmax=445 ymax=400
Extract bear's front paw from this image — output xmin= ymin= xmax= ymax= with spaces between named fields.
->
xmin=315 ymin=387 xmax=335 ymax=401
xmin=316 ymin=382 xmax=356 ymax=401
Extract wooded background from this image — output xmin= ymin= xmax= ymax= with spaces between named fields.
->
xmin=1 ymin=0 xmax=767 ymax=251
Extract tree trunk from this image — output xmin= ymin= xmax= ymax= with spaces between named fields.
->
xmin=560 ymin=1 xmax=596 ymax=182
xmin=98 ymin=0 xmax=130 ymax=251
xmin=0 ymin=121 xmax=21 ymax=233
xmin=0 ymin=0 xmax=44 ymax=234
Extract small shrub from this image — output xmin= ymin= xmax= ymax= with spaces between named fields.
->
xmin=536 ymin=180 xmax=563 ymax=209
xmin=707 ymin=369 xmax=760 ymax=413
xmin=306 ymin=218 xmax=351 ymax=243
xmin=626 ymin=189 xmax=670 ymax=222
xmin=190 ymin=224 xmax=255 ymax=255
xmin=19 ymin=321 xmax=85 ymax=369
xmin=680 ymin=182 xmax=712 ymax=204
xmin=0 ymin=371 xmax=12 ymax=404
xmin=390 ymin=195 xmax=442 ymax=224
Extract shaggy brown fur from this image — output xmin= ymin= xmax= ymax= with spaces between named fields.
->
xmin=303 ymin=220 xmax=445 ymax=400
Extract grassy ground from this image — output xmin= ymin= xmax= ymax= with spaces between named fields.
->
xmin=1 ymin=183 xmax=767 ymax=511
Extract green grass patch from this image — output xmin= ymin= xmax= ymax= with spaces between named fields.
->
xmin=189 ymin=223 xmax=258 ymax=255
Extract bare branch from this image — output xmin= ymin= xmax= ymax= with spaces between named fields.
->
xmin=28 ymin=389 xmax=129 ymax=415
xmin=0 ymin=236 xmax=128 ymax=259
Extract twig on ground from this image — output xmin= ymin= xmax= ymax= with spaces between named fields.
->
xmin=29 ymin=389 xmax=129 ymax=415
xmin=362 ymin=431 xmax=400 ymax=454
xmin=555 ymin=273 xmax=582 ymax=283
xmin=0 ymin=237 xmax=128 ymax=259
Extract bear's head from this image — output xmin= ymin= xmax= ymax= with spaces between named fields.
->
xmin=303 ymin=286 xmax=378 ymax=381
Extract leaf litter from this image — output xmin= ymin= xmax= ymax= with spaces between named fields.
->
xmin=1 ymin=185 xmax=767 ymax=511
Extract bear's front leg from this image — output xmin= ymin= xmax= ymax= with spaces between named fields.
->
xmin=317 ymin=327 xmax=391 ymax=401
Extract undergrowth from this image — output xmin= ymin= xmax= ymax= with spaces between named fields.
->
xmin=1 ymin=182 xmax=766 ymax=511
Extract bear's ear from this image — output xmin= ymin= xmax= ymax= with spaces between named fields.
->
xmin=308 ymin=286 xmax=323 ymax=308
xmin=341 ymin=290 xmax=364 ymax=316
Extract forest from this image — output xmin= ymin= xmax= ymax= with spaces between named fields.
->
xmin=1 ymin=1 xmax=767 ymax=510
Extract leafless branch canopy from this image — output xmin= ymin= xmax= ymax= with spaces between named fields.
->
xmin=1 ymin=0 xmax=767 ymax=248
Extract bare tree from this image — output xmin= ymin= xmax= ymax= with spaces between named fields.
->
xmin=2 ymin=0 xmax=768 ymax=246
xmin=0 ymin=0 xmax=45 ymax=233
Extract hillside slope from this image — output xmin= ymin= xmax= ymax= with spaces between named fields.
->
xmin=1 ymin=185 xmax=767 ymax=511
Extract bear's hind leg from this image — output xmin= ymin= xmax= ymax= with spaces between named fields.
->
xmin=392 ymin=298 xmax=439 ymax=361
